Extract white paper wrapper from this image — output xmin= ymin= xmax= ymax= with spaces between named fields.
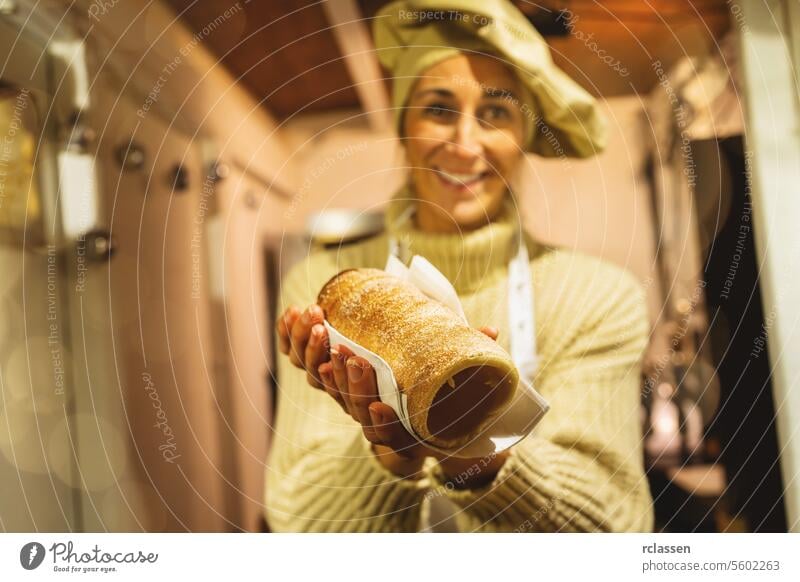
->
xmin=323 ymin=255 xmax=550 ymax=458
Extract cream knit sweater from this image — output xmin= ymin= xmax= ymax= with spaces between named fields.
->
xmin=264 ymin=193 xmax=654 ymax=532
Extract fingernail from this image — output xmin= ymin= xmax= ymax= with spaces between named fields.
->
xmin=347 ymin=359 xmax=363 ymax=382
xmin=312 ymin=323 xmax=324 ymax=339
xmin=319 ymin=364 xmax=331 ymax=384
xmin=368 ymin=405 xmax=382 ymax=426
xmin=310 ymin=305 xmax=322 ymax=321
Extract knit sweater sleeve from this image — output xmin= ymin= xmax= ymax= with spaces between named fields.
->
xmin=264 ymin=253 xmax=428 ymax=532
xmin=429 ymin=256 xmax=654 ymax=532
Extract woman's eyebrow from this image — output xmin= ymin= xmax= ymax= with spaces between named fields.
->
xmin=483 ymin=87 xmax=520 ymax=102
xmin=411 ymin=86 xmax=520 ymax=102
xmin=412 ymin=88 xmax=454 ymax=100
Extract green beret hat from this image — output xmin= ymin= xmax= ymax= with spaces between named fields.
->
xmin=373 ymin=0 xmax=607 ymax=157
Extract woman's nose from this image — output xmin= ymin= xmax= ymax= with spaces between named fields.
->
xmin=445 ymin=113 xmax=483 ymax=159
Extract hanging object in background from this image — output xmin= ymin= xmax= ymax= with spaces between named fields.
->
xmin=58 ymin=121 xmax=102 ymax=242
xmin=640 ymin=234 xmax=718 ymax=467
xmin=677 ymin=33 xmax=744 ymax=142
xmin=643 ymin=353 xmax=708 ymax=469
xmin=208 ymin=160 xmax=230 ymax=183
xmin=306 ymin=209 xmax=384 ymax=247
xmin=168 ymin=163 xmax=190 ymax=193
xmin=79 ymin=229 xmax=116 ymax=262
xmin=114 ymin=139 xmax=146 ymax=172
xmin=644 ymin=381 xmax=683 ymax=468
xmin=640 ymin=38 xmax=743 ymax=469
xmin=0 ymin=85 xmax=43 ymax=246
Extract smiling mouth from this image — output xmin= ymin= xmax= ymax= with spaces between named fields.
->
xmin=434 ymin=167 xmax=491 ymax=191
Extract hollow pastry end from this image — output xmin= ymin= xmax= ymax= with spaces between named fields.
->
xmin=420 ymin=362 xmax=516 ymax=450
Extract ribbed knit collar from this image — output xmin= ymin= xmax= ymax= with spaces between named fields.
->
xmin=383 ymin=184 xmax=521 ymax=294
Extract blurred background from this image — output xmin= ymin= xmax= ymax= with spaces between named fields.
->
xmin=1 ymin=0 xmax=798 ymax=532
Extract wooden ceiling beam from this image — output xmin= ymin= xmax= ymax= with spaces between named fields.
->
xmin=323 ymin=0 xmax=392 ymax=132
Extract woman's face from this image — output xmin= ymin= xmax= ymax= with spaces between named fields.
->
xmin=402 ymin=53 xmax=528 ymax=233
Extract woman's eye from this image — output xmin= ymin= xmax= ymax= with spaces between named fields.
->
xmin=481 ymin=105 xmax=512 ymax=123
xmin=423 ymin=102 xmax=456 ymax=119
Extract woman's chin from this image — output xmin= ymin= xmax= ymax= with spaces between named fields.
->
xmin=416 ymin=179 xmax=505 ymax=231
xmin=447 ymin=198 xmax=499 ymax=230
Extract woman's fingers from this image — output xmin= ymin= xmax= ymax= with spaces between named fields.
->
xmin=478 ymin=325 xmax=499 ymax=341
xmin=325 ymin=355 xmax=425 ymax=459
xmin=288 ymin=305 xmax=323 ymax=368
xmin=368 ymin=402 xmax=421 ymax=458
xmin=287 ymin=307 xmax=312 ymax=367
xmin=328 ymin=347 xmax=380 ymax=436
xmin=346 ymin=356 xmax=379 ymax=430
xmin=277 ymin=306 xmax=301 ymax=355
xmin=321 ymin=341 xmax=422 ymax=459
xmin=304 ymin=323 xmax=330 ymax=388
xmin=330 ymin=344 xmax=354 ymax=409
xmin=318 ymin=362 xmax=346 ymax=411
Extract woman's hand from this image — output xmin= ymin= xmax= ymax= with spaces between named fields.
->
xmin=317 ymin=344 xmax=431 ymax=460
xmin=276 ymin=304 xmax=330 ymax=389
xmin=278 ymin=305 xmax=508 ymax=482
xmin=317 ymin=326 xmax=505 ymax=480
xmin=317 ymin=326 xmax=502 ymax=456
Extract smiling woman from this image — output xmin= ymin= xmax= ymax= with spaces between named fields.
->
xmin=265 ymin=0 xmax=653 ymax=533
xmin=402 ymin=53 xmax=529 ymax=232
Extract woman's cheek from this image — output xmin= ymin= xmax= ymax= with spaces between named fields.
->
xmin=490 ymin=131 xmax=525 ymax=159
xmin=486 ymin=141 xmax=524 ymax=187
xmin=408 ymin=119 xmax=455 ymax=153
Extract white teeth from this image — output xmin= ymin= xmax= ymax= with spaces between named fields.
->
xmin=437 ymin=169 xmax=485 ymax=184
